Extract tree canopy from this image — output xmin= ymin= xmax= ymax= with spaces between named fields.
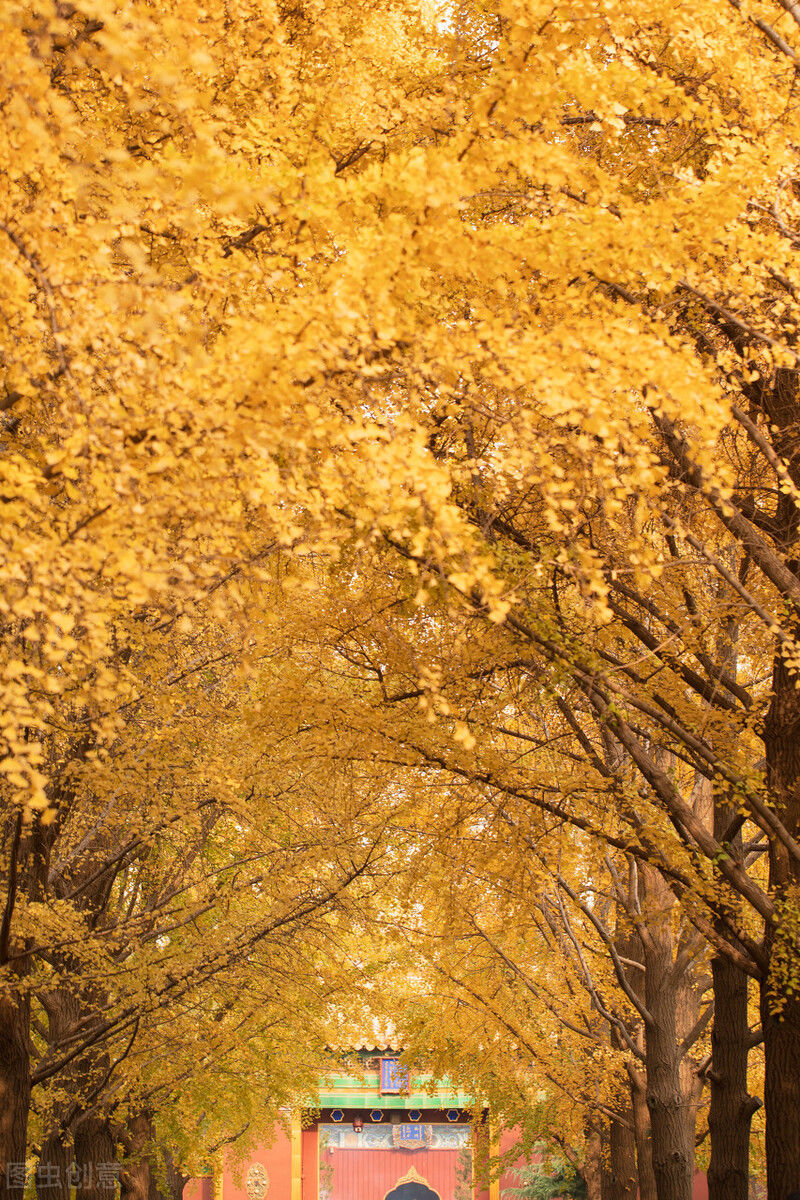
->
xmin=4 ymin=0 xmax=800 ymax=1197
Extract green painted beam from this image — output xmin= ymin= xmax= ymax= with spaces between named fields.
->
xmin=320 ymin=1076 xmax=466 ymax=1093
xmin=314 ymin=1094 xmax=474 ymax=1109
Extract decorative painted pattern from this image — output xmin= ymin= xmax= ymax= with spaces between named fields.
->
xmin=245 ymin=1165 xmax=269 ymax=1200
xmin=318 ymin=1126 xmax=471 ymax=1151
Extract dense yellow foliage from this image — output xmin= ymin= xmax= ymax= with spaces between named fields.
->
xmin=4 ymin=0 xmax=800 ymax=1194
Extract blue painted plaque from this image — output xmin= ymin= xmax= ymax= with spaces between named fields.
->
xmin=380 ymin=1057 xmax=409 ymax=1094
xmin=396 ymin=1125 xmax=424 ymax=1144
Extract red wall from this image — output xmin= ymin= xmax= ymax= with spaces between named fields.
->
xmin=302 ymin=1127 xmax=318 ymax=1200
xmin=496 ymin=1128 xmax=709 ymax=1199
xmin=183 ymin=1127 xmax=708 ymax=1200
xmin=221 ymin=1128 xmax=293 ymax=1200
xmin=692 ymin=1170 xmax=708 ymax=1200
xmin=325 ymin=1148 xmax=468 ymax=1200
xmin=497 ymin=1128 xmax=533 ymax=1197
xmin=184 ymin=1179 xmax=213 ymax=1200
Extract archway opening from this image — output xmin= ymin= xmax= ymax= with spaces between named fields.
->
xmin=384 ymin=1178 xmax=441 ymax=1200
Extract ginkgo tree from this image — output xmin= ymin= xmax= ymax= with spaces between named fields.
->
xmin=18 ymin=620 xmax=392 ymax=1200
xmin=2 ymin=0 xmax=450 ymax=1190
xmin=6 ymin=0 xmax=800 ymax=1198
xmin=371 ymin=765 xmax=764 ymax=1200
xmin=1 ymin=538 xmax=411 ymax=1200
xmin=299 ymin=3 xmax=800 ymax=1194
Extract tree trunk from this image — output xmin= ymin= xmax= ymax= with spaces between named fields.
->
xmin=2 ymin=812 xmax=62 ymax=1200
xmin=121 ymin=1156 xmax=149 ymax=1200
xmin=760 ymin=985 xmax=800 ymax=1200
xmin=74 ymin=1116 xmax=117 ymax=1200
xmin=630 ymin=1069 xmax=658 ymax=1200
xmin=120 ymin=1114 xmax=152 ymax=1200
xmin=606 ymin=1115 xmax=637 ymax=1200
xmin=644 ymin=941 xmax=693 ymax=1200
xmin=601 ymin=1122 xmax=614 ymax=1200
xmin=583 ymin=1127 xmax=603 ymax=1200
xmin=762 ymin=639 xmax=800 ymax=1200
xmin=0 ymin=990 xmax=31 ymax=1200
xmin=35 ymin=1131 xmax=73 ymax=1200
xmin=708 ymin=952 xmax=756 ymax=1200
xmin=162 ymin=1151 xmax=188 ymax=1200
xmin=707 ymin=778 xmax=756 ymax=1200
xmin=610 ymin=896 xmax=651 ymax=1200
xmin=675 ymin=946 xmax=704 ymax=1176
xmin=605 ymin=942 xmax=638 ymax=1200
xmin=119 ymin=1112 xmax=179 ymax=1200
xmin=699 ymin=722 xmax=755 ymax=1200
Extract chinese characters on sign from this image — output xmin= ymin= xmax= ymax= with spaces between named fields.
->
xmin=380 ymin=1057 xmax=409 ymax=1094
xmin=391 ymin=1124 xmax=433 ymax=1150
